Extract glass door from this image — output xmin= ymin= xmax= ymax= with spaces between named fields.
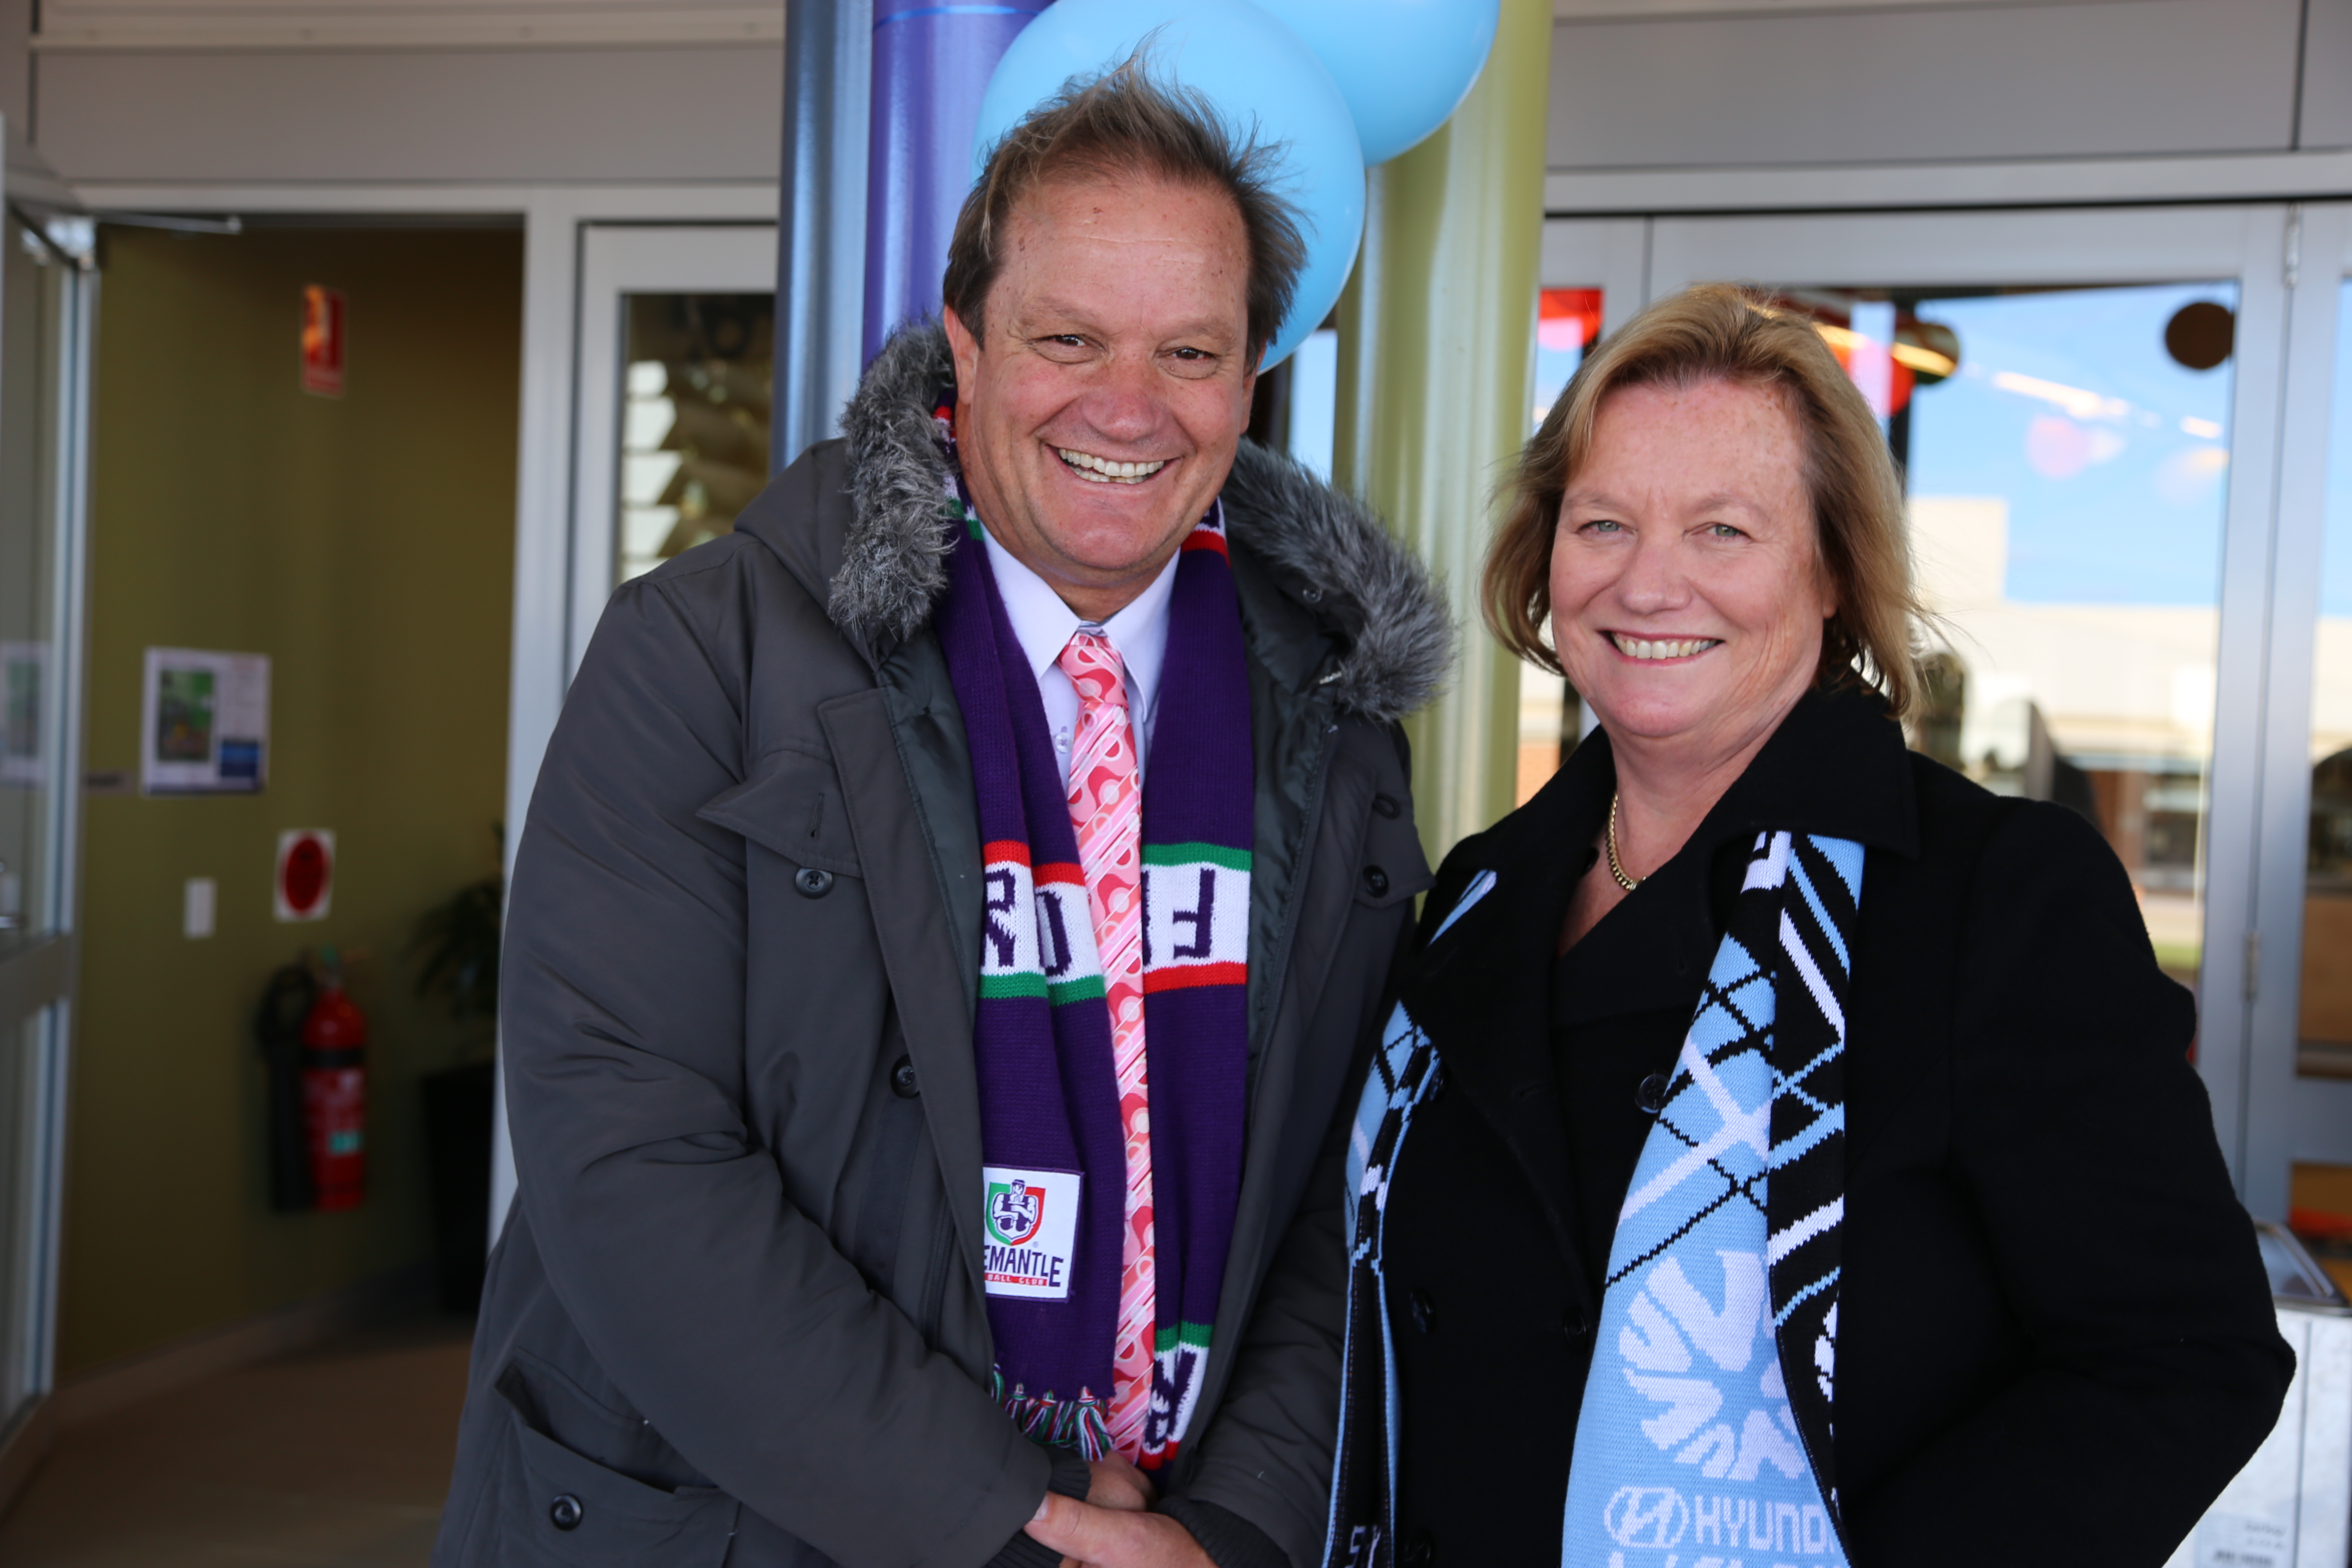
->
xmin=0 ymin=204 xmax=95 ymax=1488
xmin=1648 ymin=205 xmax=2294 ymax=1207
xmin=565 ymin=224 xmax=778 ymax=680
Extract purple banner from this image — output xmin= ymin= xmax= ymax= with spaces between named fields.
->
xmin=864 ymin=0 xmax=1050 ymax=361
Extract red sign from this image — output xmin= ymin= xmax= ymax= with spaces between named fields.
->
xmin=275 ymin=829 xmax=335 ymax=922
xmin=302 ymin=285 xmax=344 ymax=398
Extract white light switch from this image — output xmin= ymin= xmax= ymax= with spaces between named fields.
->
xmin=183 ymin=877 xmax=216 ymax=940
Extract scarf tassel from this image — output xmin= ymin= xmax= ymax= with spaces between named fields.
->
xmin=993 ymin=1367 xmax=1112 ymax=1460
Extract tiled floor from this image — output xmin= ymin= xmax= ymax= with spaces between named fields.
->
xmin=0 ymin=1315 xmax=475 ymax=1567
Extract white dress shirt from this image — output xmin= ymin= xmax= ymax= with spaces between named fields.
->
xmin=981 ymin=527 xmax=1180 ymax=788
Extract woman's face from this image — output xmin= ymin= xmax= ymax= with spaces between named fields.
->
xmin=1550 ymin=378 xmax=1836 ymax=765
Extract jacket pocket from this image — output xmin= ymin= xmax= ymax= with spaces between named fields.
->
xmin=481 ymin=1358 xmax=741 ymax=1567
xmin=697 ymin=743 xmax=861 ymax=876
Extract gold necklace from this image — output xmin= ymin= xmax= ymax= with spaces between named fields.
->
xmin=1606 ymin=792 xmax=1643 ymax=892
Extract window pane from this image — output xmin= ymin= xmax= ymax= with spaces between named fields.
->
xmin=616 ymin=293 xmax=775 ymax=586
xmin=1781 ymin=284 xmax=2238 ymax=1001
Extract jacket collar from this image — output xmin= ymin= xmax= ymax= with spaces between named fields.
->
xmin=760 ymin=319 xmax=1452 ymax=723
xmin=1396 ymin=684 xmax=1917 ymax=1283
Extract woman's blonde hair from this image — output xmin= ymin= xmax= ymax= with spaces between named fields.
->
xmin=1482 ymin=283 xmax=1922 ymax=717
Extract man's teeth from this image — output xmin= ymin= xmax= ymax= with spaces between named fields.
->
xmin=1611 ymin=634 xmax=1720 ymax=661
xmin=1057 ymin=448 xmax=1168 ymax=484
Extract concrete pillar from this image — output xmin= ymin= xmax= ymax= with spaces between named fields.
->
xmin=863 ymin=0 xmax=1049 ymax=361
xmin=1332 ymin=0 xmax=1552 ymax=864
xmin=775 ymin=0 xmax=873 ymax=472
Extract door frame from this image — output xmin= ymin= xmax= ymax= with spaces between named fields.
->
xmin=0 ymin=201 xmax=98 ymax=1516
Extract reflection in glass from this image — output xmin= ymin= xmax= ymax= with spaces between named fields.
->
xmin=2301 ymin=282 xmax=2352 ymax=1080
xmin=616 ymin=293 xmax=775 ymax=585
xmin=1519 ymin=288 xmax=1605 ymax=805
xmin=1788 ymin=284 xmax=2238 ymax=995
xmin=0 ymin=1007 xmax=43 ymax=1426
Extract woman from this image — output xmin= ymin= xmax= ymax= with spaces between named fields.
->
xmin=1322 ymin=286 xmax=2291 ymax=1568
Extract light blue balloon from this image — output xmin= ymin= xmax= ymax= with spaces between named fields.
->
xmin=971 ymin=0 xmax=1364 ymax=370
xmin=1256 ymin=0 xmax=1499 ymax=165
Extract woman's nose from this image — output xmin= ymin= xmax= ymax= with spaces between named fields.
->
xmin=1615 ymin=535 xmax=1691 ymax=611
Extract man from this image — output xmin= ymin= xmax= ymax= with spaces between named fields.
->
xmin=434 ymin=58 xmax=1446 ymax=1568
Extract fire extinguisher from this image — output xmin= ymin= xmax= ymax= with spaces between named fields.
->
xmin=300 ymin=944 xmax=367 ymax=1211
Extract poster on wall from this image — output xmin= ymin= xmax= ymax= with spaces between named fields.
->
xmin=141 ymin=647 xmax=270 ymax=795
xmin=0 ymin=641 xmax=43 ymax=788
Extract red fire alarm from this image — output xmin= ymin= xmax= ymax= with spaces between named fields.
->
xmin=275 ymin=830 xmax=335 ymax=922
xmin=302 ymin=285 xmax=345 ymax=398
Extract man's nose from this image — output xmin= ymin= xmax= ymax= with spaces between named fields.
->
xmin=1077 ymin=354 xmax=1164 ymax=444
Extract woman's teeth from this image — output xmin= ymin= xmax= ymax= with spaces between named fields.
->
xmin=1611 ymin=634 xmax=1720 ymax=661
xmin=1057 ymin=448 xmax=1167 ymax=484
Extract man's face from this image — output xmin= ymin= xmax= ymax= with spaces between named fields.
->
xmin=945 ymin=169 xmax=1257 ymax=621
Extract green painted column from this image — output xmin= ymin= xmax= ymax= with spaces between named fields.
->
xmin=1333 ymin=0 xmax=1552 ymax=864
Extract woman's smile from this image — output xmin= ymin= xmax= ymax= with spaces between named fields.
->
xmin=1606 ymin=632 xmax=1722 ymax=662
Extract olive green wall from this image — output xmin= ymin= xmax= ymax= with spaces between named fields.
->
xmin=63 ymin=226 xmax=521 ymax=1375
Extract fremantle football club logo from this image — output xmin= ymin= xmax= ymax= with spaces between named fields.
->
xmin=988 ymin=1179 xmax=1045 ymax=1246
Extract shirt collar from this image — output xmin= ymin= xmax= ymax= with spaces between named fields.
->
xmin=980 ymin=524 xmax=1181 ymax=703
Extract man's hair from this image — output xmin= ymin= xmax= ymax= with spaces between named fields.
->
xmin=942 ymin=50 xmax=1308 ymax=367
xmin=1483 ymin=284 xmax=1924 ymax=717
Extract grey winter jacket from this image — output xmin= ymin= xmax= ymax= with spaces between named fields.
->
xmin=432 ymin=325 xmax=1451 ymax=1568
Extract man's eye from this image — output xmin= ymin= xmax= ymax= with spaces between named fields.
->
xmin=1707 ymin=523 xmax=1745 ymax=539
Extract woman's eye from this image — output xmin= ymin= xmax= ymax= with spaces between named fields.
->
xmin=1582 ymin=518 xmax=1624 ymax=535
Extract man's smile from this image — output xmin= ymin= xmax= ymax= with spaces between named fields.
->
xmin=1054 ymin=445 xmax=1172 ymax=485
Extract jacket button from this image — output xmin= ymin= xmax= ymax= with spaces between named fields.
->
xmin=550 ymin=1494 xmax=584 ymax=1531
xmin=1372 ymin=793 xmax=1401 ymax=819
xmin=1362 ymin=865 xmax=1390 ymax=897
xmin=1408 ymin=1288 xmax=1434 ymax=1334
xmin=1563 ymin=1311 xmax=1591 ymax=1343
xmin=795 ymin=866 xmax=834 ymax=898
xmin=1637 ymin=1072 xmax=1670 ymax=1114
xmin=890 ymin=1056 xmax=920 ymax=1099
xmin=1399 ymin=1529 xmax=1434 ymax=1566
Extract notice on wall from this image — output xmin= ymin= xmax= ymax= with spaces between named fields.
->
xmin=274 ymin=830 xmax=333 ymax=922
xmin=141 ymin=647 xmax=270 ymax=795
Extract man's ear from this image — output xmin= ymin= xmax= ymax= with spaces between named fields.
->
xmin=943 ymin=304 xmax=981 ymax=386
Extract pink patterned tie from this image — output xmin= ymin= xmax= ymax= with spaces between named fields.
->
xmin=1057 ymin=629 xmax=1156 ymax=1459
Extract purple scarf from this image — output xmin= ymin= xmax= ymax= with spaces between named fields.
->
xmin=932 ymin=470 xmax=1253 ymax=1469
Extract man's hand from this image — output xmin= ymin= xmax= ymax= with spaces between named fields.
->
xmin=1084 ymin=1455 xmax=1156 ymax=1513
xmin=1027 ymin=1493 xmax=1214 ymax=1568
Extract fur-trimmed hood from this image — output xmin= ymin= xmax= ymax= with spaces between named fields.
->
xmin=830 ymin=322 xmax=1452 ymax=724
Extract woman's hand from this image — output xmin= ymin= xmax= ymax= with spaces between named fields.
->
xmin=1028 ymin=1491 xmax=1215 ymax=1568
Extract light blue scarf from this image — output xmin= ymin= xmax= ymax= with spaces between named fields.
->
xmin=1324 ymin=831 xmax=1863 ymax=1568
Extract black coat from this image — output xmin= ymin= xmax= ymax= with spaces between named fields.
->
xmin=434 ymin=327 xmax=1446 ymax=1568
xmin=1375 ymin=687 xmax=2292 ymax=1568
